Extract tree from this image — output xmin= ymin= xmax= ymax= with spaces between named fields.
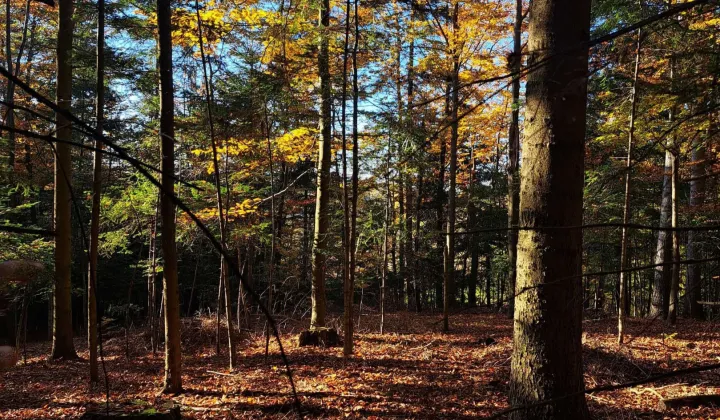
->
xmin=617 ymin=29 xmax=641 ymax=345
xmin=685 ymin=116 xmax=709 ymax=320
xmin=442 ymin=0 xmax=460 ymax=333
xmin=506 ymin=0 xmax=522 ymax=318
xmin=509 ymin=0 xmax=591 ymax=418
xmin=158 ymin=0 xmax=182 ymax=393
xmin=51 ymin=0 xmax=78 ymax=360
xmin=87 ymin=0 xmax=105 ymax=382
xmin=310 ymin=0 xmax=331 ymax=330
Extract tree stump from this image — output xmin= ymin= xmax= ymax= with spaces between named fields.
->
xmin=298 ymin=328 xmax=340 ymax=347
xmin=657 ymin=395 xmax=720 ymax=411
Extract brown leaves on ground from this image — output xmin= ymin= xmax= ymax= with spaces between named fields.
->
xmin=1 ymin=311 xmax=719 ymax=419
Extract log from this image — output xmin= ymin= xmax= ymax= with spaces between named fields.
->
xmin=298 ymin=328 xmax=340 ymax=347
xmin=657 ymin=395 xmax=720 ymax=411
xmin=81 ymin=406 xmax=181 ymax=419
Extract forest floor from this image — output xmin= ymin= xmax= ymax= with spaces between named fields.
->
xmin=1 ymin=309 xmax=720 ymax=419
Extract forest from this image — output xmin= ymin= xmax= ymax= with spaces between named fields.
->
xmin=1 ymin=0 xmax=720 ymax=418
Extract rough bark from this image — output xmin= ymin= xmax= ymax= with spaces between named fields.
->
xmin=509 ymin=0 xmax=591 ymax=418
xmin=51 ymin=0 xmax=78 ymax=360
xmin=310 ymin=0 xmax=331 ymax=329
xmin=87 ymin=0 xmax=105 ymax=382
xmin=158 ymin=0 xmax=182 ymax=392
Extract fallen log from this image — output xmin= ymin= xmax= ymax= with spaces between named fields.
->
xmin=80 ymin=406 xmax=181 ymax=419
xmin=657 ymin=395 xmax=720 ymax=411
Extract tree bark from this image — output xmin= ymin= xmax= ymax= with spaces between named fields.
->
xmin=310 ymin=0 xmax=331 ymax=329
xmin=158 ymin=0 xmax=182 ymax=392
xmin=668 ymin=152 xmax=680 ymax=325
xmin=51 ymin=0 xmax=78 ymax=360
xmin=509 ymin=0 xmax=591 ymax=418
xmin=87 ymin=0 xmax=105 ymax=382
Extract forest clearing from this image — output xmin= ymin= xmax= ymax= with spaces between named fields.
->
xmin=2 ymin=312 xmax=720 ymax=419
xmin=3 ymin=0 xmax=720 ymax=417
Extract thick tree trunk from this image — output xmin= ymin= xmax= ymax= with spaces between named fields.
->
xmin=506 ymin=0 xmax=522 ymax=319
xmin=509 ymin=0 xmax=591 ymax=418
xmin=158 ymin=0 xmax=182 ymax=392
xmin=51 ymin=0 xmax=78 ymax=360
xmin=310 ymin=0 xmax=331 ymax=329
xmin=87 ymin=0 xmax=105 ymax=382
xmin=618 ymin=29 xmax=641 ymax=345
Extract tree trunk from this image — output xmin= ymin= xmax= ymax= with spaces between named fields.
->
xmin=443 ymin=4 xmax=460 ymax=331
xmin=506 ymin=0 xmax=522 ymax=319
xmin=685 ymin=126 xmax=708 ymax=319
xmin=468 ymin=202 xmax=478 ymax=307
xmin=51 ymin=0 xmax=78 ymax=360
xmin=340 ymin=0 xmax=352 ymax=356
xmin=618 ymin=29 xmax=641 ymax=345
xmin=87 ymin=0 xmax=105 ymax=382
xmin=346 ymin=0 xmax=359 ymax=355
xmin=380 ymin=142 xmax=390 ymax=334
xmin=310 ymin=0 xmax=331 ymax=329
xmin=509 ymin=0 xmax=591 ymax=418
xmin=650 ymin=149 xmax=672 ymax=318
xmin=668 ymin=152 xmax=680 ymax=325
xmin=158 ymin=0 xmax=181 ymax=392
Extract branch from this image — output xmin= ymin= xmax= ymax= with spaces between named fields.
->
xmin=0 ymin=225 xmax=55 ymax=236
xmin=485 ymin=362 xmax=720 ymax=419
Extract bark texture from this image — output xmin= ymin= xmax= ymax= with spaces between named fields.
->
xmin=509 ymin=0 xmax=591 ymax=418
xmin=51 ymin=0 xmax=77 ymax=360
xmin=158 ymin=0 xmax=182 ymax=392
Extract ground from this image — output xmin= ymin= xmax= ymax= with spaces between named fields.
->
xmin=1 ymin=309 xmax=719 ymax=419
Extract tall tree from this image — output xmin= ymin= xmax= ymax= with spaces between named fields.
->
xmin=158 ymin=0 xmax=182 ymax=393
xmin=340 ymin=0 xmax=352 ymax=355
xmin=506 ymin=0 xmax=522 ymax=318
xmin=618 ymin=29 xmax=641 ymax=345
xmin=509 ymin=0 xmax=591 ymax=418
xmin=51 ymin=0 xmax=78 ymax=360
xmin=668 ymin=151 xmax=680 ymax=325
xmin=649 ymin=149 xmax=672 ymax=318
xmin=442 ymin=1 xmax=460 ymax=332
xmin=685 ymin=114 xmax=709 ymax=319
xmin=310 ymin=0 xmax=331 ymax=330
xmin=87 ymin=0 xmax=106 ymax=382
xmin=194 ymin=0 xmax=235 ymax=369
